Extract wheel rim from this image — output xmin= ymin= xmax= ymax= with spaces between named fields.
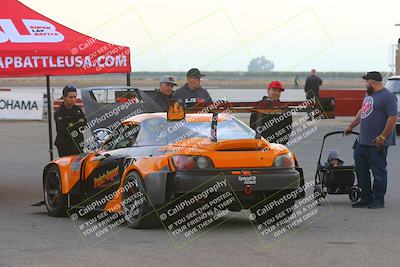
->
xmin=45 ymin=170 xmax=61 ymax=209
xmin=121 ymin=176 xmax=145 ymax=224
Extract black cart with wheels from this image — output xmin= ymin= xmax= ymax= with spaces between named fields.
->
xmin=313 ymin=131 xmax=360 ymax=203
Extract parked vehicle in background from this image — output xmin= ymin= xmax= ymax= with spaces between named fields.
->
xmin=385 ymin=76 xmax=400 ymax=134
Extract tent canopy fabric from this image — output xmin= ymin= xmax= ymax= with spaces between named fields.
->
xmin=0 ymin=0 xmax=131 ymax=77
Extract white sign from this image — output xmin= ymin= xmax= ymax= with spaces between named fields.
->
xmin=0 ymin=19 xmax=64 ymax=43
xmin=0 ymin=91 xmax=43 ymax=120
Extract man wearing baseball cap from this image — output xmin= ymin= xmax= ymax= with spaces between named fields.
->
xmin=345 ymin=71 xmax=398 ymax=208
xmin=250 ymin=80 xmax=292 ymax=145
xmin=173 ymin=68 xmax=212 ymax=105
xmin=152 ymin=75 xmax=178 ymax=111
xmin=265 ymin=80 xmax=285 ymax=100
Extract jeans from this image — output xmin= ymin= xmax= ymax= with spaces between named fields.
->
xmin=354 ymin=143 xmax=389 ymax=203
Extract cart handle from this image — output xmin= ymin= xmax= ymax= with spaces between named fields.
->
xmin=317 ymin=130 xmax=359 ymax=166
xmin=322 ymin=130 xmax=359 ymax=141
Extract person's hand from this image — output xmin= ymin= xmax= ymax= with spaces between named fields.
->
xmin=344 ymin=126 xmax=353 ymax=135
xmin=373 ymin=135 xmax=385 ymax=147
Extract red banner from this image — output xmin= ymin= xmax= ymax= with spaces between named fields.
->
xmin=0 ymin=0 xmax=131 ymax=77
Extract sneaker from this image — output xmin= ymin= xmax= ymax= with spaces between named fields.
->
xmin=368 ymin=200 xmax=384 ymax=209
xmin=352 ymin=198 xmax=371 ymax=208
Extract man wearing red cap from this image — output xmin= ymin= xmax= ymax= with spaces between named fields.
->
xmin=266 ymin=80 xmax=285 ymax=100
xmin=250 ymin=81 xmax=292 ymax=145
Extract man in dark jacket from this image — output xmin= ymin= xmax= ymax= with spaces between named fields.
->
xmin=250 ymin=81 xmax=292 ymax=145
xmin=152 ymin=75 xmax=177 ymax=111
xmin=173 ymin=68 xmax=212 ymax=105
xmin=304 ymin=68 xmax=323 ymax=120
xmin=54 ymin=85 xmax=86 ymax=157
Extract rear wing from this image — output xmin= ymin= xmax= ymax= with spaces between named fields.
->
xmin=181 ymin=100 xmax=334 ymax=116
xmin=79 ymin=86 xmax=335 ymax=147
xmin=167 ymin=99 xmax=334 ymax=142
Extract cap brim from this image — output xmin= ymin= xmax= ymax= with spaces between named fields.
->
xmin=362 ymin=75 xmax=369 ymax=80
xmin=187 ymin=73 xmax=206 ymax=78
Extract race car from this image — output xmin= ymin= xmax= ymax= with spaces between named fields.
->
xmin=42 ymin=106 xmax=305 ymax=228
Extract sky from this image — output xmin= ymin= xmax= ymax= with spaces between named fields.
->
xmin=20 ymin=0 xmax=400 ymax=72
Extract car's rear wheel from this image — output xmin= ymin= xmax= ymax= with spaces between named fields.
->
xmin=121 ymin=172 xmax=159 ymax=229
xmin=250 ymin=192 xmax=295 ymax=225
xmin=44 ymin=165 xmax=67 ymax=217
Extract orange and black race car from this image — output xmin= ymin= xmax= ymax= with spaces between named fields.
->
xmin=42 ymin=105 xmax=305 ymax=228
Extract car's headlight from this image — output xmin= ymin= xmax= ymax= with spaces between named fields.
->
xmin=273 ymin=153 xmax=295 ymax=168
xmin=172 ymin=155 xmax=214 ymax=170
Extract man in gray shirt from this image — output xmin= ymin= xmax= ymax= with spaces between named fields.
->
xmin=173 ymin=68 xmax=212 ymax=105
xmin=345 ymin=71 xmax=397 ymax=209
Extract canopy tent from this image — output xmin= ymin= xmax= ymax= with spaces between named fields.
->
xmin=0 ymin=0 xmax=132 ymax=160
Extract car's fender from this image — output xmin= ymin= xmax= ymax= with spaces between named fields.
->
xmin=43 ymin=155 xmax=87 ymax=195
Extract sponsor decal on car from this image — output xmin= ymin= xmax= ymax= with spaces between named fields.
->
xmin=94 ymin=167 xmax=119 ymax=188
xmin=238 ymin=175 xmax=257 ymax=185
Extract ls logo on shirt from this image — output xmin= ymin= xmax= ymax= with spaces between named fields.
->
xmin=361 ymin=96 xmax=374 ymax=119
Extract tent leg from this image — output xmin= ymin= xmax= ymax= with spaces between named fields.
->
xmin=126 ymin=72 xmax=131 ymax=86
xmin=46 ymin=76 xmax=54 ymax=161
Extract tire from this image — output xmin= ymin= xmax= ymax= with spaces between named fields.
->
xmin=121 ymin=172 xmax=159 ymax=229
xmin=43 ymin=165 xmax=67 ymax=217
xmin=250 ymin=192 xmax=295 ymax=225
xmin=348 ymin=186 xmax=360 ymax=202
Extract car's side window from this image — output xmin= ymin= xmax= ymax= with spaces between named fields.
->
xmin=102 ymin=124 xmax=140 ymax=150
xmin=113 ymin=124 xmax=140 ymax=149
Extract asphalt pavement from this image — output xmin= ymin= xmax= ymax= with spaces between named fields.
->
xmin=0 ymin=117 xmax=399 ymax=267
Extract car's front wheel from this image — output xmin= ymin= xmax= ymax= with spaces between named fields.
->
xmin=43 ymin=165 xmax=67 ymax=217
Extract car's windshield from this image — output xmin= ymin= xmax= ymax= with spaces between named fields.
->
xmin=385 ymin=79 xmax=400 ymax=93
xmin=135 ymin=116 xmax=256 ymax=146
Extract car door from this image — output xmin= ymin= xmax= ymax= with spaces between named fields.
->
xmin=81 ymin=123 xmax=140 ymax=199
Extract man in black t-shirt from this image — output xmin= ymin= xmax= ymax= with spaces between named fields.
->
xmin=304 ymin=69 xmax=323 ymax=120
xmin=173 ymin=68 xmax=212 ymax=106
